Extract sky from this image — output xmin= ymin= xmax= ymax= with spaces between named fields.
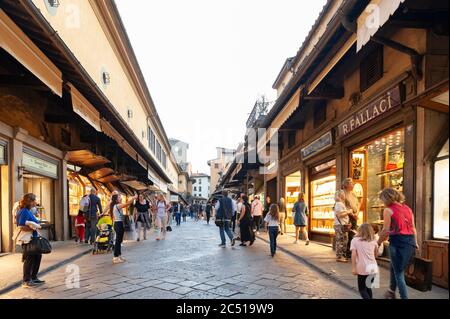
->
xmin=115 ymin=0 xmax=327 ymax=174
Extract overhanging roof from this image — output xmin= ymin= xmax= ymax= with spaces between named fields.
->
xmin=1 ymin=0 xmax=172 ymax=184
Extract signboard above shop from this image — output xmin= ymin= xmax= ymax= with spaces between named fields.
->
xmin=301 ymin=131 xmax=333 ymax=160
xmin=338 ymin=86 xmax=401 ymax=138
xmin=22 ymin=152 xmax=58 ymax=179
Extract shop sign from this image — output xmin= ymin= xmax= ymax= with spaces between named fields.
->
xmin=338 ymin=86 xmax=401 ymax=138
xmin=22 ymin=152 xmax=58 ymax=179
xmin=301 ymin=132 xmax=333 ymax=160
xmin=170 ymin=195 xmax=179 ymax=202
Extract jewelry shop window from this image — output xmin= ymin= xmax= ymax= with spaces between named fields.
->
xmin=350 ymin=128 xmax=405 ymax=225
xmin=433 ymin=139 xmax=449 ymax=240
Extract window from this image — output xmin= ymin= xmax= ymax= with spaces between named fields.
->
xmin=178 ymin=149 xmax=182 ymax=157
xmin=199 ymin=187 xmax=202 ymax=192
xmin=214 ymin=163 xmax=219 ymax=169
xmin=148 ymin=127 xmax=156 ymax=153
xmin=162 ymin=152 xmax=167 ymax=169
xmin=194 ymin=187 xmax=197 ymax=191
xmin=288 ymin=130 xmax=296 ymax=149
xmin=313 ymin=102 xmax=327 ymax=128
xmin=433 ymin=139 xmax=449 ymax=240
xmin=360 ymin=45 xmax=383 ymax=92
xmin=199 ymin=179 xmax=202 ymax=185
xmin=156 ymin=141 xmax=162 ymax=162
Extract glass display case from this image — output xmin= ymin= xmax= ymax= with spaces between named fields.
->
xmin=285 ymin=171 xmax=301 ymax=233
xmin=351 ymin=129 xmax=405 ymax=224
xmin=310 ymin=175 xmax=336 ymax=234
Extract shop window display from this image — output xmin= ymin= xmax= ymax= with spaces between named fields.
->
xmin=351 ymin=129 xmax=405 ymax=225
xmin=433 ymin=140 xmax=449 ymax=240
xmin=285 ymin=172 xmax=301 ymax=233
xmin=310 ymin=175 xmax=336 ymax=234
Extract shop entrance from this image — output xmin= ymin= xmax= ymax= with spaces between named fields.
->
xmin=23 ymin=173 xmax=55 ymax=240
xmin=309 ymin=159 xmax=336 ymax=244
xmin=266 ymin=178 xmax=277 ymax=205
xmin=350 ymin=128 xmax=405 ymax=226
xmin=285 ymin=171 xmax=302 ymax=233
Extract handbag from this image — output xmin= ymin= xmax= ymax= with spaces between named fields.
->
xmin=215 ymin=219 xmax=224 ymax=227
xmin=24 ymin=236 xmax=52 ymax=255
xmin=405 ymin=256 xmax=433 ymax=292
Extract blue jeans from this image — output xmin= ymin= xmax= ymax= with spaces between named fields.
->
xmin=175 ymin=213 xmax=181 ymax=226
xmin=268 ymin=226 xmax=279 ymax=255
xmin=219 ymin=221 xmax=234 ymax=245
xmin=389 ymin=235 xmax=416 ymax=299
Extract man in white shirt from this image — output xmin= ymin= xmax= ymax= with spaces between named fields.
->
xmin=251 ymin=196 xmax=263 ymax=234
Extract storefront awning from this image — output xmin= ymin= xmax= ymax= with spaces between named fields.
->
xmin=67 ymin=150 xmax=111 ymax=168
xmin=408 ymin=79 xmax=449 ymax=113
xmin=257 ymin=88 xmax=302 ymax=154
xmin=357 ymin=0 xmax=406 ymax=52
xmin=121 ymin=180 xmax=149 ymax=192
xmin=88 ymin=168 xmax=119 ymax=184
xmin=0 ymin=9 xmax=62 ymax=97
xmin=68 ymin=83 xmax=101 ymax=132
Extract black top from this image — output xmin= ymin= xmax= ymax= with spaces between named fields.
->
xmin=135 ymin=200 xmax=150 ymax=213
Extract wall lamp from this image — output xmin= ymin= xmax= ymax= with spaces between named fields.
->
xmin=18 ymin=165 xmax=26 ymax=180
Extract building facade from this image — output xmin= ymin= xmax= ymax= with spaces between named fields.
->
xmin=220 ymin=0 xmax=449 ymax=288
xmin=208 ymin=147 xmax=236 ymax=195
xmin=0 ymin=0 xmax=178 ymax=252
xmin=191 ymin=173 xmax=210 ymax=201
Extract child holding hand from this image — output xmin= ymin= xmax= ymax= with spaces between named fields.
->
xmin=350 ymin=223 xmax=379 ymax=299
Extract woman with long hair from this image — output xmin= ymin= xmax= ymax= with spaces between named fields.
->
xmin=265 ymin=204 xmax=280 ymax=257
xmin=377 ymin=188 xmax=418 ymax=299
xmin=293 ymin=193 xmax=309 ymax=245
xmin=15 ymin=193 xmax=45 ymax=287
xmin=155 ymin=194 xmax=170 ymax=241
xmin=350 ymin=223 xmax=379 ymax=299
xmin=111 ymin=193 xmax=137 ymax=264
xmin=238 ymin=195 xmax=255 ymax=247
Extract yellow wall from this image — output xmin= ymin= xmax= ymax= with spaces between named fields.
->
xmin=31 ymin=0 xmax=171 ymax=175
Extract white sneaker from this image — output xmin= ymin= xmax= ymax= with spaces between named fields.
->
xmin=256 ymin=231 xmax=260 ymax=235
xmin=293 ymin=240 xmax=299 ymax=244
xmin=112 ymin=257 xmax=124 ymax=264
xmin=119 ymin=256 xmax=127 ymax=262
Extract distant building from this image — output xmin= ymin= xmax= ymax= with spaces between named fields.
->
xmin=208 ymin=147 xmax=236 ymax=195
xmin=191 ymin=173 xmax=210 ymax=200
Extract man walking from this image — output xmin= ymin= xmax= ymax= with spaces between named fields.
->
xmin=251 ymin=195 xmax=263 ymax=234
xmin=205 ymin=201 xmax=212 ymax=225
xmin=85 ymin=188 xmax=103 ymax=244
xmin=215 ymin=190 xmax=236 ymax=248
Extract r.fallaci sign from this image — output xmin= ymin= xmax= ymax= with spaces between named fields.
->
xmin=338 ymin=86 xmax=401 ymax=138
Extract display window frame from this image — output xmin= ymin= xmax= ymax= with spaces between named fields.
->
xmin=432 ymin=139 xmax=449 ymax=241
xmin=348 ymin=126 xmax=405 ymax=226
xmin=284 ymin=170 xmax=303 ymax=233
xmin=308 ymin=158 xmax=336 ymax=237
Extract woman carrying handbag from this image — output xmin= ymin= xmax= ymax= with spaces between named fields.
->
xmin=13 ymin=193 xmax=47 ymax=288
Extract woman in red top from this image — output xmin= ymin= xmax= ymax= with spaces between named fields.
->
xmin=377 ymin=188 xmax=419 ymax=299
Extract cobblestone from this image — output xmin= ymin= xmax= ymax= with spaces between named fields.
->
xmin=0 ymin=220 xmax=358 ymax=299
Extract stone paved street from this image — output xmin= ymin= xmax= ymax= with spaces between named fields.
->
xmin=0 ymin=219 xmax=358 ymax=299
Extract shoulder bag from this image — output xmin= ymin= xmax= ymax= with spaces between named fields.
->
xmin=24 ymin=236 xmax=52 ymax=255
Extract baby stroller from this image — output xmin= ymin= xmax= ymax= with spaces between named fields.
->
xmin=93 ymin=215 xmax=114 ymax=255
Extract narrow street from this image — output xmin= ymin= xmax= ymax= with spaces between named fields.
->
xmin=1 ymin=219 xmax=357 ymax=299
